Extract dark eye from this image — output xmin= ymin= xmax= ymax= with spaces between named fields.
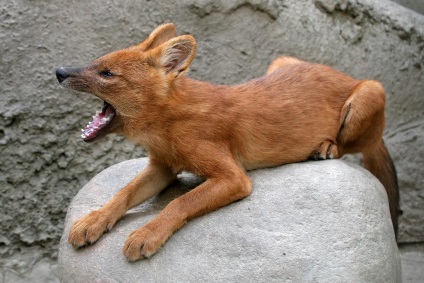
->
xmin=99 ymin=70 xmax=114 ymax=78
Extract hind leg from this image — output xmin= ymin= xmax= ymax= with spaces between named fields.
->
xmin=309 ymin=80 xmax=385 ymax=160
xmin=267 ymin=56 xmax=304 ymax=75
xmin=337 ymin=80 xmax=386 ymax=155
xmin=309 ymin=140 xmax=339 ymax=160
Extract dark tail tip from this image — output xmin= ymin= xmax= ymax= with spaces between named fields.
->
xmin=363 ymin=140 xmax=400 ymax=240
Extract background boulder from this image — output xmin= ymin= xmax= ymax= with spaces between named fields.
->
xmin=58 ymin=158 xmax=401 ymax=283
xmin=392 ymin=0 xmax=424 ymax=14
xmin=1 ymin=0 xmax=422 ymax=281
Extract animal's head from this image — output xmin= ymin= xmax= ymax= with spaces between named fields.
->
xmin=56 ymin=23 xmax=196 ymax=142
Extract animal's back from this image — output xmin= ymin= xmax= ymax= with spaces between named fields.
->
xmin=230 ymin=62 xmax=359 ymax=169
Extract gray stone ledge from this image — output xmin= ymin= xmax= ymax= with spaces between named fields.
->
xmin=58 ymin=158 xmax=401 ymax=283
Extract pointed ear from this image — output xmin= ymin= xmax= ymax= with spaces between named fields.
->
xmin=157 ymin=35 xmax=196 ymax=76
xmin=137 ymin=23 xmax=177 ymax=51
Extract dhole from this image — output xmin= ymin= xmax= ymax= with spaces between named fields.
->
xmin=56 ymin=23 xmax=399 ymax=261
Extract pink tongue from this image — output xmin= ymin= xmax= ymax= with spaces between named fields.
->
xmin=103 ymin=104 xmax=114 ymax=116
xmin=81 ymin=106 xmax=114 ymax=140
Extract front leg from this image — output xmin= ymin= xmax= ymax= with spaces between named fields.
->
xmin=123 ymin=166 xmax=252 ymax=260
xmin=68 ymin=162 xmax=176 ymax=247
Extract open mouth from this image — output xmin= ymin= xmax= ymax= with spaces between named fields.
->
xmin=81 ymin=101 xmax=116 ymax=142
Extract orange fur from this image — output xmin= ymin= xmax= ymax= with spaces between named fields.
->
xmin=57 ymin=23 xmax=399 ymax=260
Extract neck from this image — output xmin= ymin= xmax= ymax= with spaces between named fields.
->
xmin=123 ymin=76 xmax=232 ymax=150
xmin=172 ymin=76 xmax=231 ymax=101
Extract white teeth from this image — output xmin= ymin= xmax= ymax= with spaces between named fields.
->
xmin=80 ymin=109 xmax=110 ymax=138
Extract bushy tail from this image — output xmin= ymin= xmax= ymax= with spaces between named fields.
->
xmin=362 ymin=139 xmax=400 ymax=239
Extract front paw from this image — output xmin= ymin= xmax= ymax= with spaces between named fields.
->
xmin=123 ymin=226 xmax=169 ymax=261
xmin=68 ymin=210 xmax=116 ymax=248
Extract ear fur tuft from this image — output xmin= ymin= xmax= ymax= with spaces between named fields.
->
xmin=160 ymin=35 xmax=196 ymax=76
xmin=138 ymin=23 xmax=177 ymax=51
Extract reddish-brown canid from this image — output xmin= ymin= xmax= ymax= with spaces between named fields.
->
xmin=56 ymin=23 xmax=399 ymax=261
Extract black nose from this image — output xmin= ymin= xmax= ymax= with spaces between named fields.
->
xmin=56 ymin=67 xmax=69 ymax=83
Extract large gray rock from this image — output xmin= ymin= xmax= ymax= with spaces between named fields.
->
xmin=58 ymin=158 xmax=401 ymax=283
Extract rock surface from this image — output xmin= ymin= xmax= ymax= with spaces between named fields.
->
xmin=59 ymin=158 xmax=401 ymax=283
xmin=400 ymin=243 xmax=424 ymax=283
xmin=391 ymin=0 xmax=424 ymax=14
xmin=1 ymin=0 xmax=423 ymax=281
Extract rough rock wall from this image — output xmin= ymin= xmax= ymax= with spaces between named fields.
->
xmin=391 ymin=0 xmax=424 ymax=15
xmin=0 ymin=0 xmax=423 ymax=278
